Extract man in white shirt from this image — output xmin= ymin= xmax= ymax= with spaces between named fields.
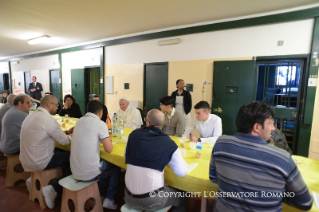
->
xmin=184 ymin=101 xmax=222 ymax=143
xmin=20 ymin=95 xmax=74 ymax=209
xmin=70 ymin=100 xmax=121 ymax=210
xmin=116 ymin=97 xmax=143 ymax=129
xmin=124 ymin=109 xmax=188 ymax=211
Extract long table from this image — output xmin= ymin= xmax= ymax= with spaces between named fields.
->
xmin=56 ymin=120 xmax=319 ymax=212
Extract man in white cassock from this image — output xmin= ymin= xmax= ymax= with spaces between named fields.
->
xmin=116 ymin=97 xmax=143 ymax=129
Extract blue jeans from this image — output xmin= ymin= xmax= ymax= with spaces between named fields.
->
xmin=86 ymin=159 xmax=121 ymax=201
xmin=44 ymin=149 xmax=71 ymax=195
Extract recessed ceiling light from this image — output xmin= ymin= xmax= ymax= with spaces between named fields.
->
xmin=28 ymin=35 xmax=51 ymax=45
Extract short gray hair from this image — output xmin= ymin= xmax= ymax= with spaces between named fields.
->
xmin=13 ymin=94 xmax=30 ymax=106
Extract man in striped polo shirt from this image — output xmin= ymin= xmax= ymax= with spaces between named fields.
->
xmin=209 ymin=101 xmax=313 ymax=212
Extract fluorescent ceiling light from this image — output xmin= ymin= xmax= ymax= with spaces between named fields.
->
xmin=158 ymin=38 xmax=180 ymax=46
xmin=28 ymin=35 xmax=50 ymax=45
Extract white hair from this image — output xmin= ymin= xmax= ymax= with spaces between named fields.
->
xmin=119 ymin=97 xmax=129 ymax=102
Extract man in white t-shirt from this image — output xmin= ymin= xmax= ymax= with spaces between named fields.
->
xmin=70 ymin=100 xmax=121 ymax=210
xmin=116 ymin=97 xmax=143 ymax=129
xmin=20 ymin=95 xmax=73 ymax=209
xmin=184 ymin=101 xmax=222 ymax=143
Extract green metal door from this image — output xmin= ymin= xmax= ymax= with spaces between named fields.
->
xmin=71 ymin=69 xmax=86 ymax=115
xmin=144 ymin=63 xmax=168 ymax=111
xmin=213 ymin=60 xmax=257 ymax=135
xmin=50 ymin=70 xmax=60 ymax=103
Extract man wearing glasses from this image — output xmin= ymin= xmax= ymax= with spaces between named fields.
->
xmin=20 ymin=95 xmax=73 ymax=209
xmin=124 ymin=109 xmax=188 ymax=211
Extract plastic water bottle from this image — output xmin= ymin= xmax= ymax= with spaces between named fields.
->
xmin=117 ymin=115 xmax=124 ymax=138
xmin=32 ymin=102 xmax=37 ymax=111
xmin=196 ymin=140 xmax=202 ymax=158
xmin=112 ymin=113 xmax=118 ymax=138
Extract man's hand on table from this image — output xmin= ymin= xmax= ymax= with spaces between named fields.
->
xmin=190 ymin=134 xmax=198 ymax=142
xmin=67 ymin=127 xmax=74 ymax=135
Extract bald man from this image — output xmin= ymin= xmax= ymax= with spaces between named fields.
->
xmin=20 ymin=95 xmax=74 ymax=209
xmin=0 ymin=94 xmax=16 ymax=137
xmin=116 ymin=97 xmax=143 ymax=129
xmin=124 ymin=109 xmax=188 ymax=211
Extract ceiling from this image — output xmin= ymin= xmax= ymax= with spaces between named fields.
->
xmin=0 ymin=0 xmax=318 ymax=60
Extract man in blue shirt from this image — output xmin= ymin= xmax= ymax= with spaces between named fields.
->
xmin=209 ymin=101 xmax=313 ymax=212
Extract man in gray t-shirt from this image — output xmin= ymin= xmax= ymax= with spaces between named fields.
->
xmin=0 ymin=94 xmax=31 ymax=155
xmin=0 ymin=94 xmax=15 ymax=138
xmin=159 ymin=96 xmax=185 ymax=137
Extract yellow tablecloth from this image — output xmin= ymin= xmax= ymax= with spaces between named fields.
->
xmin=56 ymin=124 xmax=319 ymax=211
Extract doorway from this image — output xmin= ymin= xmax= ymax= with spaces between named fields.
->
xmin=71 ymin=67 xmax=100 ymax=115
xmin=256 ymin=60 xmax=305 ymax=152
xmin=143 ymin=62 xmax=168 ymax=111
xmin=24 ymin=71 xmax=31 ymax=94
xmin=50 ymin=69 xmax=61 ymax=104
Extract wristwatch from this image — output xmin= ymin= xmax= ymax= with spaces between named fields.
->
xmin=198 ymin=138 xmax=201 ymax=142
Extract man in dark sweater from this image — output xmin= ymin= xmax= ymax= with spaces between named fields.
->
xmin=124 ymin=109 xmax=188 ymax=211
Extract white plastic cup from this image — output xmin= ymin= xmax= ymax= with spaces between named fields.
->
xmin=189 ymin=141 xmax=196 ymax=150
xmin=180 ymin=148 xmax=187 ymax=157
xmin=179 ymin=139 xmax=185 ymax=147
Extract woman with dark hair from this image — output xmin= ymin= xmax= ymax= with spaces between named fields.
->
xmin=59 ymin=94 xmax=82 ymax=118
xmin=171 ymin=79 xmax=192 ymax=128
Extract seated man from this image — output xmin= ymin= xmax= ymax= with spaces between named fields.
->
xmin=124 ymin=109 xmax=188 ymax=211
xmin=210 ymin=101 xmax=313 ymax=211
xmin=70 ymin=100 xmax=121 ymax=210
xmin=117 ymin=97 xmax=143 ymax=129
xmin=0 ymin=94 xmax=31 ymax=155
xmin=20 ymin=95 xmax=74 ymax=209
xmin=159 ymin=96 xmax=185 ymax=137
xmin=0 ymin=94 xmax=16 ymax=137
xmin=92 ymin=95 xmax=108 ymax=122
xmin=268 ymin=128 xmax=293 ymax=155
xmin=184 ymin=101 xmax=222 ymax=143
xmin=0 ymin=90 xmax=8 ymax=103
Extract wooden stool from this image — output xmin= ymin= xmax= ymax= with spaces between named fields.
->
xmin=121 ymin=203 xmax=171 ymax=212
xmin=5 ymin=154 xmax=30 ymax=187
xmin=0 ymin=152 xmax=7 ymax=168
xmin=59 ymin=175 xmax=102 ymax=212
xmin=29 ymin=167 xmax=63 ymax=209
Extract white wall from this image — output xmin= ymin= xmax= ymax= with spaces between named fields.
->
xmin=0 ymin=62 xmax=9 ymax=74
xmin=10 ymin=55 xmax=59 ymax=72
xmin=61 ymin=48 xmax=101 ymax=97
xmin=9 ymin=55 xmax=59 ymax=95
xmin=11 ymin=72 xmax=24 ymax=94
xmin=105 ymin=19 xmax=313 ymax=65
